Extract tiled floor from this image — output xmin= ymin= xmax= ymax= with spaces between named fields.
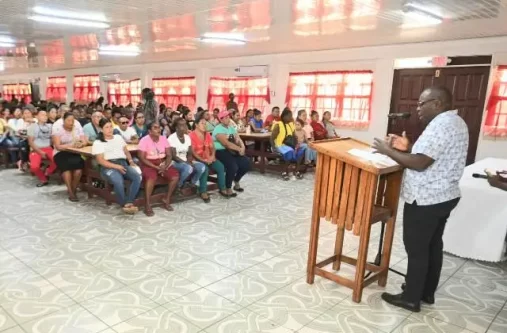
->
xmin=0 ymin=169 xmax=506 ymax=333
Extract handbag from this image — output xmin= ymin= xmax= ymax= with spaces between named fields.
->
xmin=227 ymin=134 xmax=239 ymax=156
xmin=282 ymin=123 xmax=296 ymax=148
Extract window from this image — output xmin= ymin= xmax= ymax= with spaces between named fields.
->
xmin=107 ymin=79 xmax=141 ymax=106
xmin=484 ymin=66 xmax=507 ymax=138
xmin=2 ymin=83 xmax=32 ymax=103
xmin=73 ymin=75 xmax=100 ymax=103
xmin=152 ymin=77 xmax=196 ymax=111
xmin=46 ymin=76 xmax=67 ymax=103
xmin=286 ymin=70 xmax=373 ymax=128
xmin=208 ymin=77 xmax=270 ymax=115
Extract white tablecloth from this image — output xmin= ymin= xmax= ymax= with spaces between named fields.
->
xmin=443 ymin=158 xmax=507 ymax=262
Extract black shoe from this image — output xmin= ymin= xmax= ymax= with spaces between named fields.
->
xmin=36 ymin=181 xmax=48 ymax=187
xmin=401 ymin=283 xmax=434 ymax=304
xmin=381 ymin=292 xmax=420 ymax=312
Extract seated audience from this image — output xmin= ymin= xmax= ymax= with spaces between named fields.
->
xmin=190 ymin=113 xmax=228 ymax=202
xmin=117 ymin=116 xmax=139 ymax=143
xmin=83 ymin=111 xmax=104 ymax=142
xmin=271 ymin=109 xmax=305 ymax=180
xmin=323 ymin=111 xmax=338 ymax=138
xmin=310 ymin=111 xmax=328 ymax=140
xmin=132 ymin=111 xmax=148 ymax=138
xmin=47 ymin=107 xmax=58 ymax=124
xmin=160 ymin=118 xmax=171 ymax=138
xmin=212 ymin=108 xmax=220 ymax=125
xmin=111 ymin=108 xmax=123 ymax=128
xmin=264 ymin=106 xmax=280 ymax=130
xmin=52 ymin=112 xmax=86 ymax=202
xmin=137 ymin=122 xmax=179 ymax=216
xmin=297 ymin=109 xmax=317 ymax=165
xmin=92 ymin=118 xmax=141 ymax=214
xmin=213 ymin=111 xmax=251 ymax=196
xmin=204 ymin=110 xmax=216 ymax=133
xmin=245 ymin=109 xmax=254 ymax=124
xmin=0 ymin=108 xmax=18 ymax=164
xmin=27 ymin=110 xmax=57 ymax=187
xmin=168 ymin=118 xmax=206 ymax=190
xmin=249 ymin=109 xmax=264 ymax=133
xmin=230 ymin=110 xmax=246 ymax=133
xmin=16 ymin=108 xmax=36 ymax=171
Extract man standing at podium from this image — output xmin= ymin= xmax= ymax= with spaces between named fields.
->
xmin=372 ymin=86 xmax=468 ymax=312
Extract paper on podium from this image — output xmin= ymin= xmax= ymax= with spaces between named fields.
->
xmin=348 ymin=148 xmax=398 ymax=168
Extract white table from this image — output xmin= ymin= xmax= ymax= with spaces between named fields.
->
xmin=443 ymin=158 xmax=507 ymax=262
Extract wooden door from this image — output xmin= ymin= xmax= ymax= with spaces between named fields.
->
xmin=388 ymin=66 xmax=490 ymax=165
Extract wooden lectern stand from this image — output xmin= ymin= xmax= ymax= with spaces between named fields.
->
xmin=306 ymin=138 xmax=403 ymax=303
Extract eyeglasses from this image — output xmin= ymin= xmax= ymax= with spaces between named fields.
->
xmin=120 ymin=121 xmax=129 ymax=125
xmin=417 ymin=99 xmax=437 ymax=108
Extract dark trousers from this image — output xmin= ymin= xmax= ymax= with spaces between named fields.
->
xmin=215 ymin=150 xmax=251 ymax=189
xmin=403 ymin=198 xmax=460 ymax=303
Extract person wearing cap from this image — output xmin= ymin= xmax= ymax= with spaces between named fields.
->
xmin=212 ymin=110 xmax=251 ymax=197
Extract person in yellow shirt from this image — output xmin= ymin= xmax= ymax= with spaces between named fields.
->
xmin=270 ymin=108 xmax=306 ymax=180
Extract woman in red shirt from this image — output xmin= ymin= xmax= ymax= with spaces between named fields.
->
xmin=189 ymin=112 xmax=228 ymax=200
xmin=310 ymin=111 xmax=328 ymax=141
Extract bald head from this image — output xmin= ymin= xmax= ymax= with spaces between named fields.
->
xmin=422 ymin=86 xmax=453 ymax=110
xmin=417 ymin=86 xmax=453 ymax=124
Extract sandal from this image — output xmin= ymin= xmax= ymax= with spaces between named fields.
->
xmin=295 ymin=171 xmax=304 ymax=180
xmin=219 ymin=190 xmax=231 ymax=199
xmin=144 ymin=208 xmax=155 ymax=217
xmin=233 ymin=184 xmax=244 ymax=192
xmin=36 ymin=182 xmax=49 ymax=188
xmin=281 ymin=172 xmax=290 ymax=181
xmin=68 ymin=196 xmax=79 ymax=202
xmin=161 ymin=198 xmax=175 ymax=211
xmin=122 ymin=204 xmax=138 ymax=215
xmin=200 ymin=193 xmax=211 ymax=203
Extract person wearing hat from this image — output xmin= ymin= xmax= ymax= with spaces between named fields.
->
xmin=212 ymin=110 xmax=251 ymax=197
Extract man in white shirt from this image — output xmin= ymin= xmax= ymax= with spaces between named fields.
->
xmin=116 ymin=116 xmax=139 ymax=144
xmin=373 ymin=86 xmax=468 ymax=312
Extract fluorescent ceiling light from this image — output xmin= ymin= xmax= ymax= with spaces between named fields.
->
xmin=0 ymin=36 xmax=15 ymax=43
xmin=402 ymin=2 xmax=443 ymax=28
xmin=99 ymin=51 xmax=140 ymax=57
xmin=33 ymin=6 xmax=107 ymax=22
xmin=29 ymin=15 xmax=110 ymax=28
xmin=98 ymin=45 xmax=140 ymax=56
xmin=199 ymin=32 xmax=246 ymax=45
xmin=0 ymin=42 xmax=15 ymax=48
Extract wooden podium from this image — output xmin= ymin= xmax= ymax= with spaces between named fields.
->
xmin=306 ymin=138 xmax=403 ymax=303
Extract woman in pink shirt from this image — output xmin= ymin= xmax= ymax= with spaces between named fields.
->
xmin=137 ymin=122 xmax=179 ymax=216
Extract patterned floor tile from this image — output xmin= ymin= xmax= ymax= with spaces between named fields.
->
xmin=21 ymin=304 xmax=108 ymax=333
xmin=453 ymin=261 xmax=507 ymax=281
xmin=248 ymin=289 xmax=331 ymax=331
xmin=0 ymin=268 xmax=49 ymax=295
xmin=0 ymin=308 xmax=17 ymax=332
xmin=281 ymin=276 xmax=351 ymax=309
xmin=419 ymin=294 xmax=501 ymax=333
xmin=206 ymin=273 xmax=278 ymax=307
xmin=96 ymin=255 xmax=165 ymax=286
xmin=298 ymin=308 xmax=387 ymax=333
xmin=81 ymin=287 xmax=159 ymax=326
xmin=138 ymin=245 xmax=200 ymax=271
xmin=487 ymin=304 xmax=507 ymax=333
xmin=169 ymin=258 xmax=236 ymax=287
xmin=206 ymin=308 xmax=294 ymax=333
xmin=129 ymin=271 xmax=201 ymax=304
xmin=112 ymin=306 xmax=201 ymax=333
xmin=165 ymin=288 xmax=242 ymax=330
xmin=0 ymin=282 xmax=75 ymax=325
xmin=392 ymin=314 xmax=476 ymax=333
xmin=437 ymin=276 xmax=507 ymax=311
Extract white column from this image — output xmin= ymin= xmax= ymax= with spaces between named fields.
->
xmin=38 ymin=75 xmax=47 ymax=101
xmin=196 ymin=68 xmax=209 ymax=109
xmin=66 ymin=74 xmax=73 ymax=103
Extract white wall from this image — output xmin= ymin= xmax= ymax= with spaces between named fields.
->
xmin=1 ymin=36 xmax=507 ymax=160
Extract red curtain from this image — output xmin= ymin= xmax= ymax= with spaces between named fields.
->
xmin=2 ymin=83 xmax=32 ymax=103
xmin=46 ymin=76 xmax=67 ymax=103
xmin=152 ymin=77 xmax=196 ymax=111
xmin=107 ymin=79 xmax=141 ymax=106
xmin=207 ymin=77 xmax=270 ymax=115
xmin=285 ymin=70 xmax=373 ymax=128
xmin=73 ymin=74 xmax=100 ymax=103
xmin=484 ymin=66 xmax=507 ymax=138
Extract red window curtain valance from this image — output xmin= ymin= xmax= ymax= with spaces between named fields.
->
xmin=2 ymin=83 xmax=32 ymax=104
xmin=484 ymin=66 xmax=507 ymax=138
xmin=285 ymin=70 xmax=373 ymax=128
xmin=46 ymin=76 xmax=67 ymax=103
xmin=73 ymin=74 xmax=100 ymax=103
xmin=107 ymin=79 xmax=141 ymax=106
xmin=207 ymin=77 xmax=270 ymax=116
xmin=153 ymin=77 xmax=196 ymax=111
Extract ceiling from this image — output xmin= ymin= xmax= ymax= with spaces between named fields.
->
xmin=0 ymin=0 xmax=506 ymax=74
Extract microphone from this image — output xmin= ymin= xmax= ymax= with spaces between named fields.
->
xmin=472 ymin=173 xmax=488 ymax=179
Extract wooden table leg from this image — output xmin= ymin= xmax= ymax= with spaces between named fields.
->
xmin=259 ymin=140 xmax=266 ymax=174
xmin=333 ymin=226 xmax=346 ymax=270
xmin=84 ymin=158 xmax=93 ymax=199
xmin=307 ymin=210 xmax=320 ymax=284
xmin=379 ymin=217 xmax=396 ymax=287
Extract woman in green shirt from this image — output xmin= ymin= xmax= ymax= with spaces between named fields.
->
xmin=212 ymin=110 xmax=251 ymax=197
